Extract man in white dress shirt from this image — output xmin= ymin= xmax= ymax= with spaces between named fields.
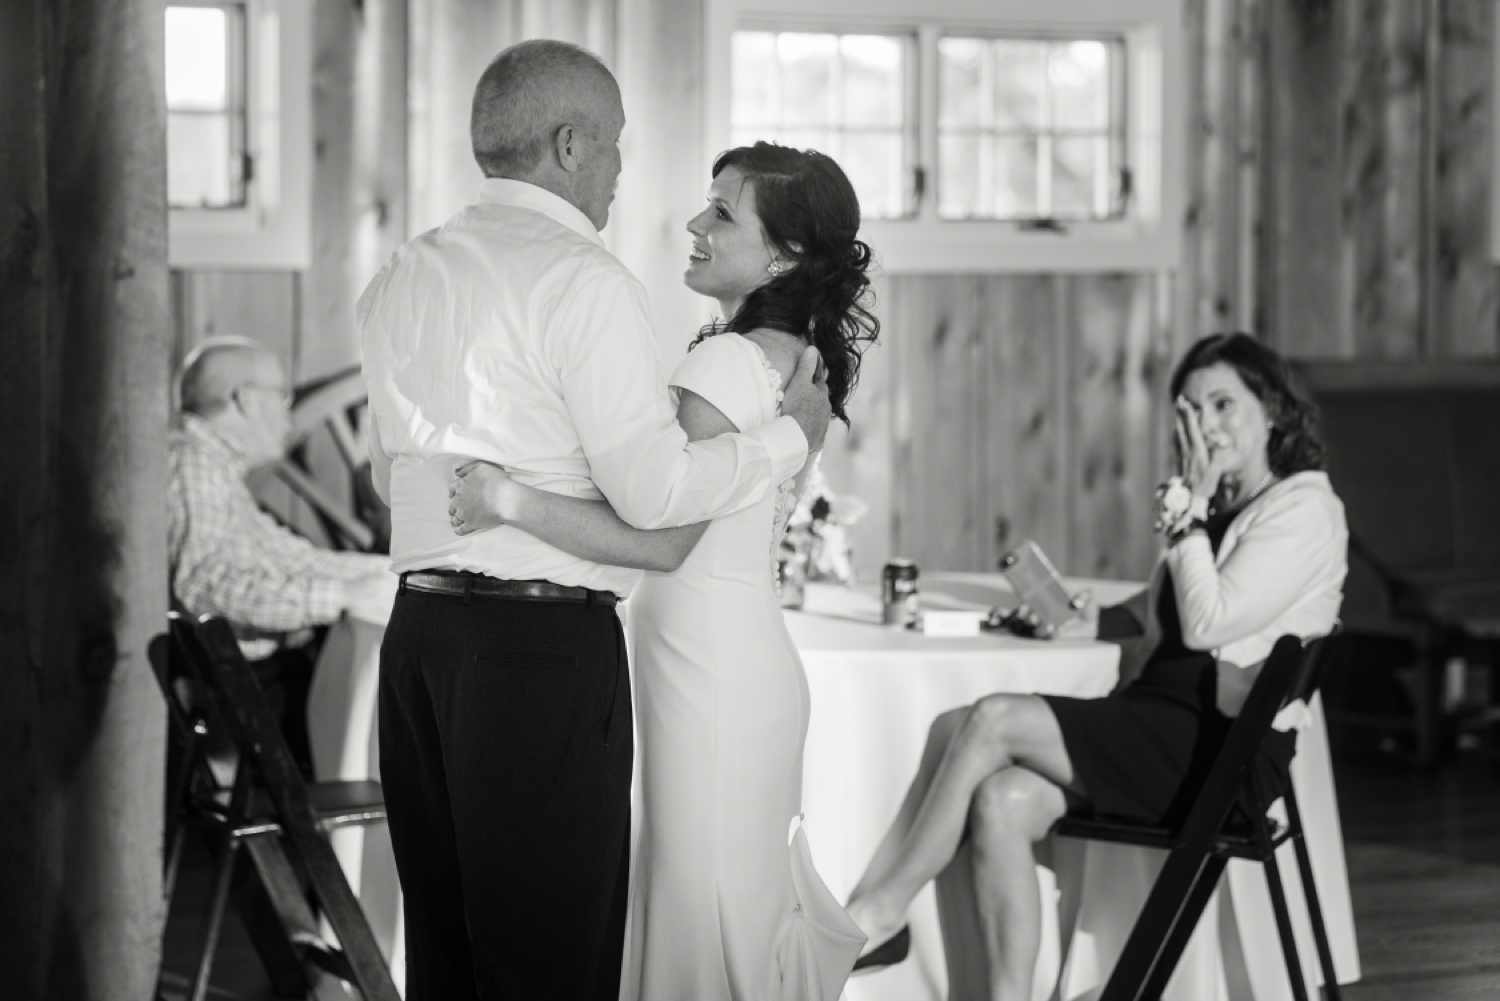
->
xmin=358 ymin=40 xmax=831 ymax=1000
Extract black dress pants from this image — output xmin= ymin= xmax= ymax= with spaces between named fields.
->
xmin=379 ymin=588 xmax=633 ymax=1000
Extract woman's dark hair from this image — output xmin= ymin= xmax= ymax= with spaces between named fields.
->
xmin=693 ymin=142 xmax=879 ymax=425
xmin=1168 ymin=332 xmax=1327 ymax=476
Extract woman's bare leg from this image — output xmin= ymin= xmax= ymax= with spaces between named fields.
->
xmin=968 ymin=767 xmax=1068 ymax=1001
xmin=848 ymin=707 xmax=966 ymax=906
xmin=846 ymin=694 xmax=1074 ymax=946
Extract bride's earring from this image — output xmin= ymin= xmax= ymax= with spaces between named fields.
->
xmin=767 ymin=259 xmax=789 ymax=276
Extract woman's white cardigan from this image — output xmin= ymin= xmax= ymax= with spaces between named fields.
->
xmin=1135 ymin=470 xmax=1348 ymax=728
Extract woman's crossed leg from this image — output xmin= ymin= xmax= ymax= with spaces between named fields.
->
xmin=845 ymin=693 xmax=1083 ymax=1001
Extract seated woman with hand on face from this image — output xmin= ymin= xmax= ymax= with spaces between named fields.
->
xmin=842 ymin=333 xmax=1348 ymax=1000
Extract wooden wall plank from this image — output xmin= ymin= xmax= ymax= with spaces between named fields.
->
xmin=1435 ymin=0 xmax=1500 ymax=356
xmin=1067 ymin=275 xmax=1161 ymax=579
xmin=1265 ymin=0 xmax=1347 ymax=357
xmin=821 ymin=274 xmax=894 ymax=580
xmin=350 ymin=0 xmax=410 ymax=320
xmin=407 ymin=0 xmax=517 ymax=237
xmin=1341 ymin=0 xmax=1427 ymax=358
xmin=308 ymin=0 xmax=409 ymax=382
xmin=1196 ymin=0 xmax=1239 ymax=332
xmin=981 ymin=275 xmax=1068 ymax=573
xmin=889 ymin=275 xmax=986 ymax=570
xmin=616 ymin=0 xmax=712 ymax=361
xmin=1234 ymin=0 xmax=1267 ymax=333
xmin=169 ymin=270 xmax=299 ymax=374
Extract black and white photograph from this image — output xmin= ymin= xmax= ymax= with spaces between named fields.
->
xmin=3 ymin=1 xmax=1499 ymax=999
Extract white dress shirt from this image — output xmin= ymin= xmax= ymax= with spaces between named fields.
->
xmin=1139 ymin=470 xmax=1348 ymax=728
xmin=358 ymin=178 xmax=809 ymax=596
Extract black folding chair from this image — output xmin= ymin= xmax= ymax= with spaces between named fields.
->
xmin=150 ymin=612 xmax=399 ymax=1001
xmin=1056 ymin=634 xmax=1343 ymax=1001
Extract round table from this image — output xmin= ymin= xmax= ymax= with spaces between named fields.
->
xmin=788 ymin=574 xmax=1360 ymax=1001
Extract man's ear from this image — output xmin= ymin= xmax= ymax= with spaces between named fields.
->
xmin=555 ymin=124 xmax=580 ymax=173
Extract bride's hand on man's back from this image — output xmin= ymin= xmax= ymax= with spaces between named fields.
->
xmin=448 ymin=461 xmax=517 ymax=536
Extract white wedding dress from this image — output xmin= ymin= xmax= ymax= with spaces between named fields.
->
xmin=620 ymin=332 xmax=866 ymax=1001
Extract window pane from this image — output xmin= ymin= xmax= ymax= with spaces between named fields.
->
xmin=165 ymin=3 xmax=246 ymax=209
xmin=992 ymin=136 xmax=1039 ymax=217
xmin=989 ymin=40 xmax=1044 ymax=131
xmin=840 ymin=132 xmax=904 ymax=218
xmin=937 ymin=133 xmax=981 ymax=218
xmin=1049 ymin=41 xmax=1109 ymax=131
xmin=774 ymin=129 xmax=835 ymax=155
xmin=165 ymin=6 xmax=227 ymax=110
xmin=777 ymin=33 xmax=835 ymax=126
xmin=841 ymin=35 xmax=902 ymax=127
xmin=938 ymin=38 xmax=983 ymax=128
xmin=938 ymin=33 xmax=1124 ymax=221
xmin=731 ymin=30 xmax=912 ymax=219
xmin=168 ymin=112 xmax=233 ymax=207
xmin=732 ymin=32 xmax=776 ymax=126
xmin=1051 ymin=135 xmax=1104 ymax=218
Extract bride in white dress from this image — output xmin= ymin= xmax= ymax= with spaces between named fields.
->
xmin=447 ymin=142 xmax=878 ymax=999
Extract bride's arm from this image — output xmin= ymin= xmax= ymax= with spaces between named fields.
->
xmin=448 ymin=390 xmax=736 ymax=573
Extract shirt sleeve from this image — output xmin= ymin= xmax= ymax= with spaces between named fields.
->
xmin=1165 ymin=489 xmax=1342 ymax=652
xmin=255 ymin=507 xmax=387 ymax=581
xmin=366 ymin=401 xmax=393 ymax=505
xmin=668 ymin=335 xmax=764 ymax=432
xmin=552 ymin=265 xmax=808 ymax=530
xmin=170 ymin=449 xmax=381 ymax=632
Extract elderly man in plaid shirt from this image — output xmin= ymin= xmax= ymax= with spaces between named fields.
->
xmin=168 ymin=336 xmax=396 ymax=774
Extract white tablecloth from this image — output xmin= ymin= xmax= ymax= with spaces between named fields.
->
xmin=790 ymin=575 xmax=1360 ymax=1001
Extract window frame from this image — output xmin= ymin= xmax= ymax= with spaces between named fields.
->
xmin=706 ymin=0 xmax=1185 ymax=273
xmin=168 ymin=0 xmax=312 ymax=270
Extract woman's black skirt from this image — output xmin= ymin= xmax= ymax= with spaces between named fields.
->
xmin=1042 ymin=655 xmax=1297 ymax=827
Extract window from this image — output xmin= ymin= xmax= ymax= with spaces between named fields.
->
xmin=937 ymin=36 xmax=1126 ymax=222
xmin=731 ymin=32 xmax=915 ymax=219
xmin=166 ymin=4 xmax=249 ymax=210
xmin=708 ymin=0 xmax=1184 ymax=272
xmin=166 ymin=0 xmax=311 ymax=269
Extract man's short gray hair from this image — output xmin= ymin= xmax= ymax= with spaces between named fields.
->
xmin=178 ymin=336 xmax=275 ymax=416
xmin=470 ymin=39 xmax=615 ymax=178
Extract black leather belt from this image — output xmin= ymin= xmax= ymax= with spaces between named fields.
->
xmin=399 ymin=571 xmax=619 ymax=607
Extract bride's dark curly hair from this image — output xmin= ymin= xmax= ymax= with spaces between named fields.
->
xmin=693 ymin=142 xmax=879 ymax=425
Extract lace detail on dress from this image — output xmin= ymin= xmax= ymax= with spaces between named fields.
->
xmin=744 ymin=339 xmax=800 ymax=578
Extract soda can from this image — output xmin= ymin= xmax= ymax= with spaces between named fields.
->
xmin=881 ymin=558 xmax=920 ymax=627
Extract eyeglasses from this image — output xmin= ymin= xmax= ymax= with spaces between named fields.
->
xmin=236 ymin=382 xmax=294 ymax=408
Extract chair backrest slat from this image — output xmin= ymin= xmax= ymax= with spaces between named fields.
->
xmin=1170 ymin=635 xmax=1317 ymax=851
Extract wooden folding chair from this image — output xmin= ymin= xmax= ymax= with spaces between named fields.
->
xmin=1056 ymin=635 xmax=1343 ymax=1001
xmin=151 ymin=613 xmax=399 ymax=1001
xmin=272 ymin=366 xmax=382 ymax=553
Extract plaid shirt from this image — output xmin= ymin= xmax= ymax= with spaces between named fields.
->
xmin=168 ymin=415 xmax=388 ymax=659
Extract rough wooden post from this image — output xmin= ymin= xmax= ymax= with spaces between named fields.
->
xmin=0 ymin=0 xmax=171 ymax=997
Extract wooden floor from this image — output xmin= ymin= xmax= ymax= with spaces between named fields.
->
xmin=1329 ymin=750 xmax=1500 ymax=1000
xmin=156 ymin=749 xmax=1500 ymax=1000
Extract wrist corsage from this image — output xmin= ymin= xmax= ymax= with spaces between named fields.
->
xmin=1154 ymin=475 xmax=1209 ymax=539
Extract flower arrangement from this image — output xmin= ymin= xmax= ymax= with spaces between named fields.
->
xmin=777 ymin=464 xmax=868 ymax=607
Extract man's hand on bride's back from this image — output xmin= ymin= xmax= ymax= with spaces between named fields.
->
xmin=782 ymin=345 xmax=833 ymax=454
xmin=448 ymin=461 xmax=518 ymax=536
